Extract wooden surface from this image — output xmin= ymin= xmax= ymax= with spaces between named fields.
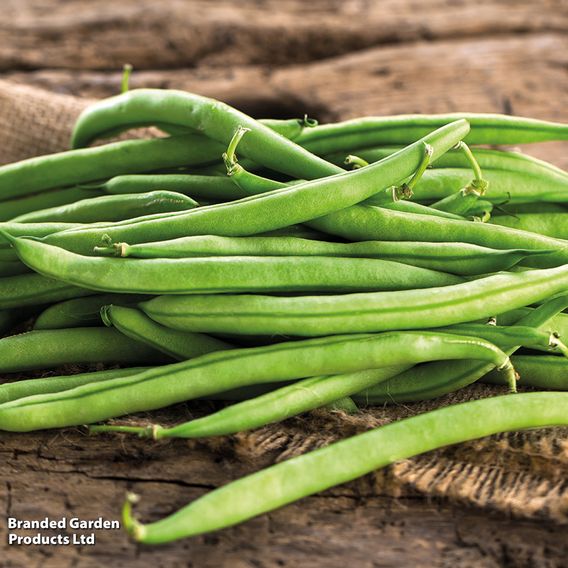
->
xmin=1 ymin=1 xmax=567 ymax=566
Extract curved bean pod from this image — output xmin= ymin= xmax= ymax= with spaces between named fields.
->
xmin=120 ymin=392 xmax=568 ymax=544
xmin=139 ymin=265 xmax=568 ymax=337
xmin=13 ymin=191 xmax=199 ymax=224
xmin=0 ymin=331 xmax=514 ymax=431
xmin=7 ymin=235 xmax=463 ymax=294
xmin=483 ymin=356 xmax=568 ymax=390
xmin=0 ymin=327 xmax=170 ymax=374
xmin=101 ymin=305 xmax=234 ymax=360
xmin=96 ymin=235 xmax=550 ymax=277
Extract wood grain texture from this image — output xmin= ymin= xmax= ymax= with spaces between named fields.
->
xmin=1 ymin=0 xmax=567 ymax=565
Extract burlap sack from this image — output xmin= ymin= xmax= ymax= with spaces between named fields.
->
xmin=0 ymin=79 xmax=566 ymax=523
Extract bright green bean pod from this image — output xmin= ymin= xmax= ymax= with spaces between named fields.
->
xmin=95 ymin=174 xmax=248 ymax=201
xmin=91 ymin=366 xmax=410 ymax=439
xmin=0 ymin=221 xmax=81 ymax=248
xmin=355 ymin=296 xmax=568 ymax=403
xmin=308 ymin=206 xmax=568 ymax=268
xmin=0 ymin=273 xmax=92 ymax=310
xmin=33 ymin=294 xmax=150 ymax=330
xmin=140 ymin=265 xmax=568 ymax=337
xmin=95 ymin=235 xmax=549 ymax=277
xmin=378 ymin=199 xmax=466 ymax=220
xmin=0 ymin=327 xmax=170 ymax=374
xmin=430 ymin=187 xmax=485 ymax=216
xmin=101 ymin=305 xmax=234 ymax=360
xmin=0 ymin=187 xmax=100 ymax=222
xmin=0 ymin=367 xmax=149 ymax=405
xmin=71 ymin=90 xmax=343 ymax=180
xmin=0 ymin=331 xmax=514 ymax=431
xmin=6 ymin=235 xmax=463 ymax=294
xmin=13 ymin=191 xmax=199 ymax=224
xmin=294 ymin=113 xmax=568 ymax=153
xmin=120 ymin=392 xmax=568 ymax=544
xmin=490 ymin=213 xmax=568 ymax=240
xmin=496 ymin=308 xmax=568 ymax=338
xmin=45 ymin=120 xmax=472 ymax=254
xmin=0 ymin=135 xmax=220 ymax=201
xmin=483 ymin=356 xmax=568 ymax=390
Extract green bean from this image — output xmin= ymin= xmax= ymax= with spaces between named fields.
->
xmin=0 ymin=331 xmax=514 ymax=431
xmin=0 ymin=327 xmax=170 ymax=374
xmin=294 ymin=114 xmax=568 ymax=154
xmin=90 ymin=366 xmax=410 ymax=439
xmin=13 ymin=191 xmax=199 ymax=224
xmin=139 ymin=265 xmax=568 ymax=337
xmin=431 ymin=187 xmax=485 ymax=216
xmin=120 ymin=391 xmax=568 ymax=544
xmin=496 ymin=308 xmax=568 ymax=338
xmin=0 ymin=135 xmax=221 ymax=201
xmin=6 ymin=235 xmax=463 ymax=293
xmin=0 ymin=260 xmax=30 ymax=278
xmin=45 ymin=121 xmax=471 ymax=254
xmin=483 ymin=356 xmax=568 ymax=390
xmin=0 ymin=367 xmax=149 ymax=405
xmin=0 ymin=187 xmax=100 ymax=222
xmin=308 ymin=206 xmax=568 ymax=268
xmin=355 ymin=295 xmax=568 ymax=404
xmin=93 ymin=174 xmax=248 ymax=202
xmin=378 ymin=199 xmax=466 ymax=220
xmin=326 ymin=396 xmax=358 ymax=413
xmin=71 ymin=90 xmax=343 ymax=180
xmin=0 ymin=273 xmax=92 ymax=310
xmin=101 ymin=305 xmax=234 ymax=360
xmin=94 ymin=235 xmax=549 ymax=277
xmin=0 ymin=221 xmax=81 ymax=248
xmin=33 ymin=294 xmax=150 ymax=330
xmin=490 ymin=213 xmax=568 ymax=240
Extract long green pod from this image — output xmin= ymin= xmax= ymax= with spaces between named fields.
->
xmin=97 ymin=235 xmax=550 ymax=277
xmin=121 ymin=392 xmax=568 ymax=544
xmin=0 ymin=187 xmax=100 ymax=222
xmin=490 ymin=213 xmax=568 ymax=240
xmin=355 ymin=296 xmax=568 ymax=404
xmin=13 ymin=191 xmax=199 ymax=224
xmin=45 ymin=121 xmax=471 ymax=254
xmin=496 ymin=308 xmax=568 ymax=337
xmin=139 ymin=265 xmax=568 ymax=337
xmin=0 ymin=273 xmax=92 ymax=310
xmin=0 ymin=221 xmax=81 ymax=249
xmin=71 ymin=89 xmax=343 ymax=180
xmin=33 ymin=294 xmax=150 ymax=330
xmin=0 ymin=135 xmax=221 ymax=201
xmin=0 ymin=367 xmax=149 ymax=405
xmin=308 ymin=206 xmax=568 ymax=268
xmin=91 ymin=366 xmax=411 ymax=439
xmin=0 ymin=332 xmax=514 ymax=431
xmin=483 ymin=356 xmax=568 ymax=390
xmin=294 ymin=113 xmax=568 ymax=153
xmin=96 ymin=174 xmax=248 ymax=201
xmin=7 ymin=236 xmax=463 ymax=294
xmin=0 ymin=327 xmax=170 ymax=374
xmin=101 ymin=305 xmax=234 ymax=360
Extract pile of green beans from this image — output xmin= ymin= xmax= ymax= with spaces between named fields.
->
xmin=1 ymin=86 xmax=567 ymax=545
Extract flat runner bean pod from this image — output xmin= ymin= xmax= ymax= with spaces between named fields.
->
xmin=33 ymin=294 xmax=150 ymax=330
xmin=101 ymin=305 xmax=234 ymax=360
xmin=6 ymin=235 xmax=463 ymax=294
xmin=95 ymin=235 xmax=549 ymax=277
xmin=0 ymin=331 xmax=514 ymax=431
xmin=294 ymin=113 xmax=568 ymax=153
xmin=355 ymin=296 xmax=568 ymax=403
xmin=308 ymin=206 xmax=568 ymax=268
xmin=0 ymin=135 xmax=222 ymax=201
xmin=45 ymin=121 xmax=471 ymax=254
xmin=120 ymin=392 xmax=568 ymax=544
xmin=13 ymin=191 xmax=199 ymax=224
xmin=71 ymin=89 xmax=344 ymax=180
xmin=0 ymin=367 xmax=149 ymax=405
xmin=483 ymin=356 xmax=568 ymax=390
xmin=91 ymin=366 xmax=411 ymax=439
xmin=0 ymin=327 xmax=170 ymax=374
xmin=0 ymin=273 xmax=92 ymax=310
xmin=139 ymin=264 xmax=568 ymax=336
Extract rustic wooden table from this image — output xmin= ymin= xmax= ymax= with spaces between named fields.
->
xmin=1 ymin=2 xmax=567 ymax=566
